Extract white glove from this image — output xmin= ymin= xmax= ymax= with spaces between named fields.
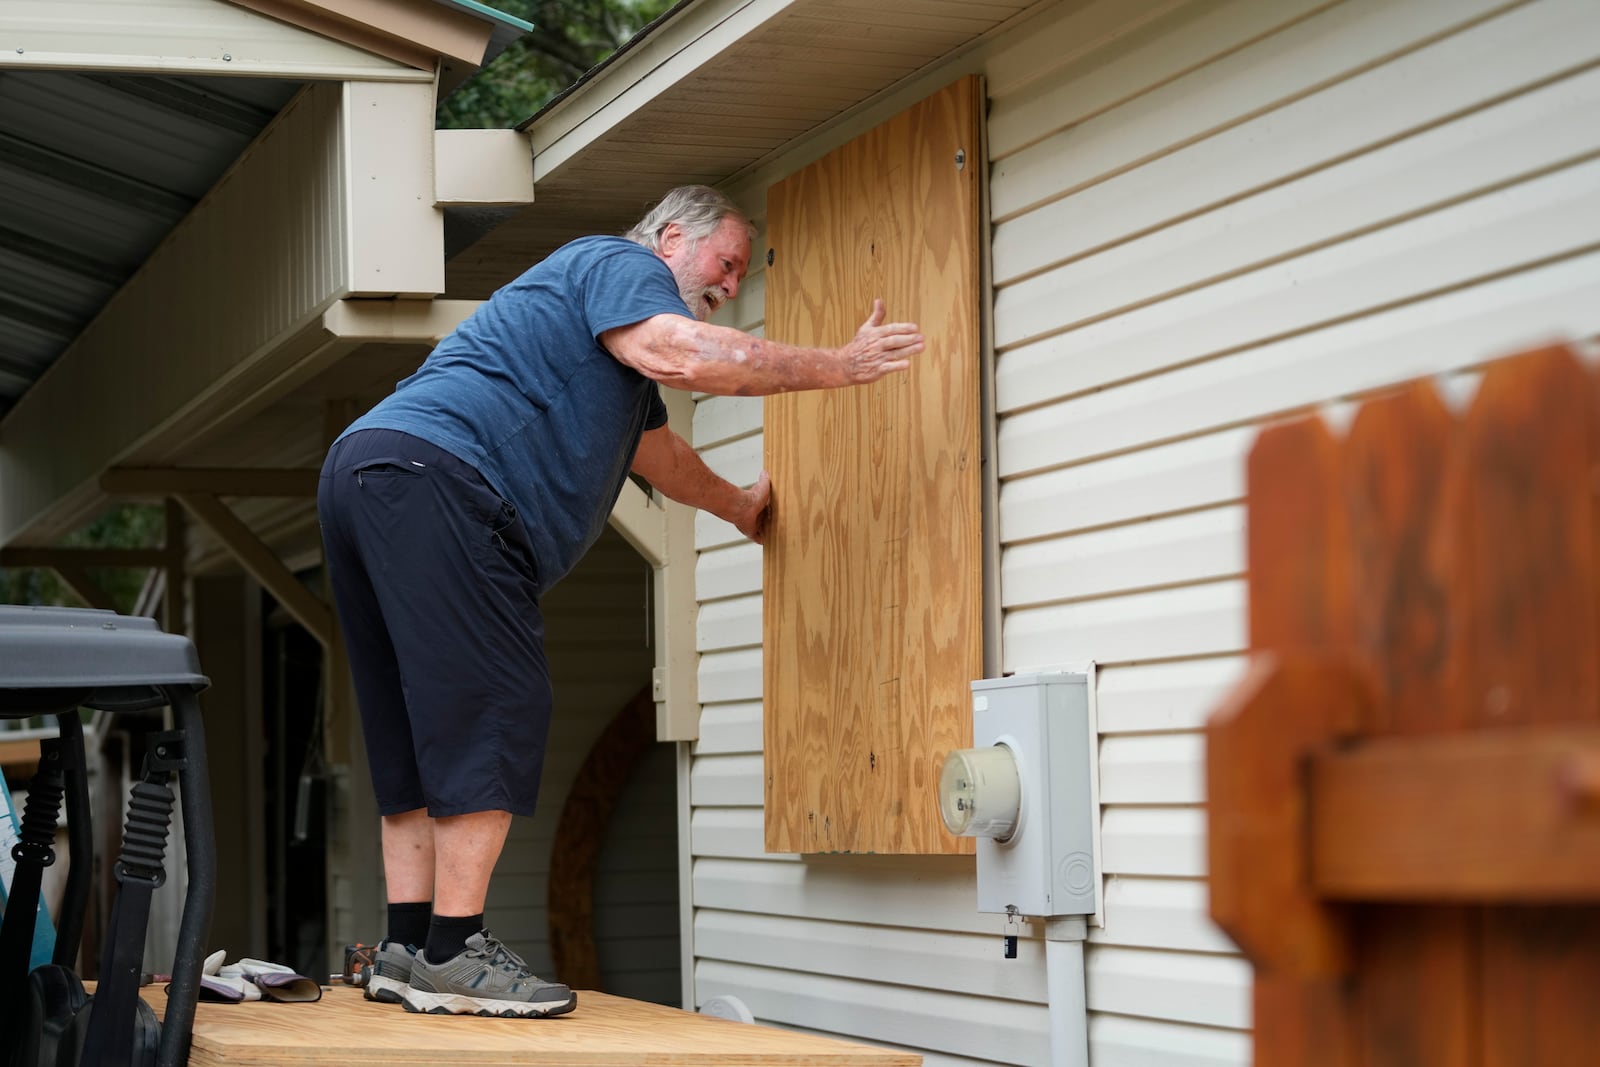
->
xmin=190 ymin=950 xmax=319 ymax=1003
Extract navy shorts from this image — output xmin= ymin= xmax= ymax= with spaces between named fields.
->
xmin=317 ymin=428 xmax=551 ymax=817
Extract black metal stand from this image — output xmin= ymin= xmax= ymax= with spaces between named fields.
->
xmin=0 ymin=607 xmax=212 ymax=1067
xmin=158 ymin=700 xmax=215 ymax=1067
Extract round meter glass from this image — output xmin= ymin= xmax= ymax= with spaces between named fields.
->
xmin=937 ymin=744 xmax=1022 ymax=840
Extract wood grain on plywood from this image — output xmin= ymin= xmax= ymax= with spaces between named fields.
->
xmin=763 ymin=76 xmax=983 ymax=855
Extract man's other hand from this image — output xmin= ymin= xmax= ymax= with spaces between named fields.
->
xmin=732 ymin=470 xmax=772 ymax=545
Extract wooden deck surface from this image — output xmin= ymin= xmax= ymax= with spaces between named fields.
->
xmin=145 ymin=984 xmax=920 ymax=1065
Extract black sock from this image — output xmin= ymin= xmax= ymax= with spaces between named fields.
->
xmin=386 ymin=901 xmax=432 ymax=949
xmin=425 ymin=913 xmax=483 ymax=964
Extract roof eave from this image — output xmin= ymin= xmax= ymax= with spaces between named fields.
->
xmin=228 ymin=0 xmax=527 ymax=74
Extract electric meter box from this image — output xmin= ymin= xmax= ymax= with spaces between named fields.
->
xmin=971 ymin=672 xmax=1096 ymax=917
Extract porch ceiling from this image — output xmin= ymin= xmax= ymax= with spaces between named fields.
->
xmin=0 ymin=0 xmax=525 ymax=420
xmin=443 ymin=0 xmax=1046 ymax=298
xmin=0 ymin=70 xmax=302 ymax=414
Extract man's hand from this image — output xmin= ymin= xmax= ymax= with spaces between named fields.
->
xmin=728 ymin=470 xmax=772 ymax=545
xmin=838 ymin=300 xmax=924 ymax=385
xmin=632 ymin=427 xmax=773 ymax=545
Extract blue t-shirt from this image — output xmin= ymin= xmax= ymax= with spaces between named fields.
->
xmin=341 ymin=236 xmax=688 ymax=589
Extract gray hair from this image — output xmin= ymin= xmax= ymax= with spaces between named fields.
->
xmin=624 ymin=185 xmax=755 ymax=252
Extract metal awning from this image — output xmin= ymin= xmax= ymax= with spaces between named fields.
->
xmin=0 ymin=0 xmax=530 ymax=418
xmin=0 ymin=71 xmax=302 ymax=414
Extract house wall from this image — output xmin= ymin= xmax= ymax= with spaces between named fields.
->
xmin=190 ymin=574 xmax=267 ymax=961
xmin=487 ymin=526 xmax=680 ymax=1005
xmin=689 ymin=0 xmax=1600 ymax=1062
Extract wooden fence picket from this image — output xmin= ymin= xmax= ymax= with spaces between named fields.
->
xmin=1209 ymin=342 xmax=1600 ymax=1065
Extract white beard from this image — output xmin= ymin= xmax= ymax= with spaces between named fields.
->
xmin=680 ymin=282 xmax=724 ymax=322
xmin=674 ymin=257 xmax=725 ymax=321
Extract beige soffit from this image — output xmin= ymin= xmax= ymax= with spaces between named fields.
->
xmin=447 ymin=0 xmax=1045 ymax=297
xmin=521 ymin=0 xmax=1047 ymax=184
xmin=1 ymin=0 xmax=430 ymax=80
xmin=525 ymin=0 xmax=792 ymax=181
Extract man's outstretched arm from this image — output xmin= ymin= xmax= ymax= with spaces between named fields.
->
xmin=602 ymin=299 xmax=923 ymax=397
xmin=631 ymin=425 xmax=771 ymax=544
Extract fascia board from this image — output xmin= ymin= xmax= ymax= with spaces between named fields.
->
xmin=2 ymin=0 xmax=431 ymax=79
xmin=229 ymin=0 xmax=494 ymax=69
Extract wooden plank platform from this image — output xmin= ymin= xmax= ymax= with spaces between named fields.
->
xmin=145 ymin=984 xmax=920 ymax=1066
xmin=0 ymin=735 xmax=42 ymax=779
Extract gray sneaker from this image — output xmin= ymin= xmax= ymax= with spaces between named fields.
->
xmin=401 ymin=931 xmax=575 ymax=1018
xmin=364 ymin=940 xmax=417 ymax=1004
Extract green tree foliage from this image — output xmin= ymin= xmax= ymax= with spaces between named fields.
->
xmin=1 ymin=503 xmax=164 ymax=614
xmin=438 ymin=0 xmax=675 ymax=130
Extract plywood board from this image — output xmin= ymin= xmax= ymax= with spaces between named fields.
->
xmin=763 ymin=76 xmax=983 ymax=855
xmin=147 ymin=984 xmax=919 ymax=1065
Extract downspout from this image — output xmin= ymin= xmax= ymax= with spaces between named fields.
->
xmin=1046 ymin=917 xmax=1090 ymax=1067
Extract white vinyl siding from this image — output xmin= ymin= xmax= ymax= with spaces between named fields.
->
xmin=688 ymin=0 xmax=1600 ymax=1063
